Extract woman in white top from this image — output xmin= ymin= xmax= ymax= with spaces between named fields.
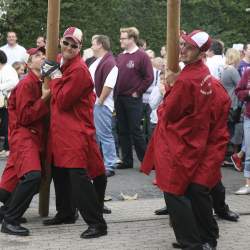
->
xmin=0 ymin=50 xmax=19 ymax=157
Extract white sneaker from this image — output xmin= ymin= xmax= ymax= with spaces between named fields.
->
xmin=116 ymin=158 xmax=123 ymax=165
xmin=0 ymin=150 xmax=9 ymax=158
xmin=235 ymin=185 xmax=250 ymax=195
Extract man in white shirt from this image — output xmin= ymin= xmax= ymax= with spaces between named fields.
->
xmin=89 ymin=35 xmax=118 ymax=177
xmin=206 ymin=39 xmax=225 ymax=80
xmin=0 ymin=31 xmax=26 ymax=65
xmin=0 ymin=49 xmax=19 ymax=157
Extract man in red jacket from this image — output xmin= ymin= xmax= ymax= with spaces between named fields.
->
xmin=141 ymin=30 xmax=230 ymax=250
xmin=0 ymin=47 xmax=50 ymax=236
xmin=41 ymin=27 xmax=107 ymax=239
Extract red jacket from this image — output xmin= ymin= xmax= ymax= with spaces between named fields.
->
xmin=7 ymin=71 xmax=49 ymax=178
xmin=49 ymin=54 xmax=105 ymax=178
xmin=235 ymin=68 xmax=250 ymax=118
xmin=141 ymin=60 xmax=218 ymax=195
xmin=192 ymin=80 xmax=231 ymax=188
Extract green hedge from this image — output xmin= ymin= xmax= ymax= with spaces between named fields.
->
xmin=0 ymin=0 xmax=249 ymax=55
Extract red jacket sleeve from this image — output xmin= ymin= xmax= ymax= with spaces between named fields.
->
xmin=235 ymin=69 xmax=250 ymax=102
xmin=162 ymin=80 xmax=193 ymax=122
xmin=50 ymin=67 xmax=93 ymax=111
xmin=16 ymin=82 xmax=49 ymax=126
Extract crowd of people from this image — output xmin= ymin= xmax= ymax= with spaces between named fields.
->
xmin=0 ymin=26 xmax=249 ymax=250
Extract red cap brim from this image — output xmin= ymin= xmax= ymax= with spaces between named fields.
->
xmin=63 ymin=35 xmax=81 ymax=44
xmin=181 ymin=34 xmax=199 ymax=49
xmin=27 ymin=46 xmax=46 ymax=56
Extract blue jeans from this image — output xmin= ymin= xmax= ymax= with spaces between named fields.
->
xmin=94 ymin=104 xmax=118 ymax=171
xmin=244 ymin=116 xmax=250 ymax=178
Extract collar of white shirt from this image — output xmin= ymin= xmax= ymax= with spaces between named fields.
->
xmin=123 ymin=46 xmax=139 ymax=54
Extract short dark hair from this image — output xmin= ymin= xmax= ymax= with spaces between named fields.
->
xmin=137 ymin=39 xmax=146 ymax=48
xmin=92 ymin=35 xmax=111 ymax=51
xmin=209 ymin=39 xmax=223 ymax=55
xmin=0 ymin=50 xmax=7 ymax=64
xmin=243 ymin=42 xmax=250 ymax=51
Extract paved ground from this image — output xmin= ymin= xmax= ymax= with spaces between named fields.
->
xmin=0 ymin=158 xmax=250 ymax=249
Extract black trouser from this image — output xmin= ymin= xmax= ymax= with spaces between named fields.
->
xmin=149 ymin=122 xmax=156 ymax=138
xmin=52 ymin=166 xmax=76 ymax=218
xmin=142 ymin=103 xmax=152 ymax=143
xmin=115 ymin=96 xmax=146 ymax=167
xmin=92 ymin=174 xmax=107 ymax=209
xmin=111 ymin=114 xmax=120 ymax=157
xmin=0 ymin=188 xmax=10 ymax=204
xmin=0 ymin=107 xmax=9 ymax=151
xmin=210 ymin=180 xmax=229 ymax=216
xmin=0 ymin=188 xmax=11 ymax=219
xmin=164 ymin=183 xmax=218 ymax=250
xmin=4 ymin=171 xmax=41 ymax=224
xmin=52 ymin=166 xmax=106 ymax=229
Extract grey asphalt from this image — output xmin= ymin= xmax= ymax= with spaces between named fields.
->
xmin=0 ymin=157 xmax=249 ymax=250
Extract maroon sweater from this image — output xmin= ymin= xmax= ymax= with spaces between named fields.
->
xmin=94 ymin=52 xmax=116 ymax=97
xmin=116 ymin=49 xmax=153 ymax=96
xmin=235 ymin=68 xmax=250 ymax=118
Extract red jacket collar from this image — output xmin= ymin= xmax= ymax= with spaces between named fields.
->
xmin=27 ymin=69 xmax=42 ymax=84
xmin=61 ymin=54 xmax=81 ymax=71
xmin=182 ymin=59 xmax=204 ymax=71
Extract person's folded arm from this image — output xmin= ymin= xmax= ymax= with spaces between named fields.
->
xmin=50 ymin=67 xmax=93 ymax=111
xmin=16 ymin=83 xmax=49 ymax=126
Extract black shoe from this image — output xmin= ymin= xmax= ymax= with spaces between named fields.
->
xmin=116 ymin=163 xmax=133 ymax=169
xmin=103 ymin=205 xmax=112 ymax=214
xmin=154 ymin=206 xmax=169 ymax=215
xmin=172 ymin=242 xmax=184 ymax=249
xmin=80 ymin=226 xmax=107 ymax=239
xmin=0 ymin=214 xmax=27 ymax=224
xmin=203 ymin=243 xmax=216 ymax=250
xmin=43 ymin=215 xmax=76 ymax=226
xmin=74 ymin=210 xmax=79 ymax=221
xmin=105 ymin=170 xmax=115 ymax=177
xmin=1 ymin=220 xmax=29 ymax=236
xmin=18 ymin=217 xmax=27 ymax=224
xmin=217 ymin=210 xmax=239 ymax=222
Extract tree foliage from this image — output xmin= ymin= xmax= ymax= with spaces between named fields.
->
xmin=0 ymin=0 xmax=249 ymax=55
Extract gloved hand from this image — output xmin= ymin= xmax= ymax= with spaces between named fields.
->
xmin=41 ymin=59 xmax=62 ymax=79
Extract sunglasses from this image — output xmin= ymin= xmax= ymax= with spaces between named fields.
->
xmin=62 ymin=40 xmax=79 ymax=49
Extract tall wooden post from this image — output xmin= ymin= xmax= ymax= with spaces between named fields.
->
xmin=166 ymin=0 xmax=181 ymax=73
xmin=39 ymin=0 xmax=60 ymax=217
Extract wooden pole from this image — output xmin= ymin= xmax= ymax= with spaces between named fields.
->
xmin=39 ymin=0 xmax=60 ymax=217
xmin=166 ymin=0 xmax=181 ymax=73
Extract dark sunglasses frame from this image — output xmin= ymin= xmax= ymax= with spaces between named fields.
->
xmin=62 ymin=40 xmax=79 ymax=49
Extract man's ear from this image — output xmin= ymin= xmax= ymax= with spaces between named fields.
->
xmin=59 ymin=38 xmax=63 ymax=47
xmin=27 ymin=56 xmax=33 ymax=69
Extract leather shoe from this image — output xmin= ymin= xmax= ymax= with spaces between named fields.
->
xmin=203 ymin=243 xmax=216 ymax=250
xmin=103 ymin=205 xmax=112 ymax=214
xmin=116 ymin=163 xmax=133 ymax=169
xmin=80 ymin=226 xmax=107 ymax=239
xmin=217 ymin=209 xmax=239 ymax=222
xmin=154 ymin=206 xmax=169 ymax=215
xmin=172 ymin=242 xmax=184 ymax=249
xmin=0 ymin=214 xmax=27 ymax=224
xmin=43 ymin=215 xmax=76 ymax=226
xmin=1 ymin=220 xmax=29 ymax=236
xmin=105 ymin=170 xmax=115 ymax=177
xmin=74 ymin=210 xmax=79 ymax=221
